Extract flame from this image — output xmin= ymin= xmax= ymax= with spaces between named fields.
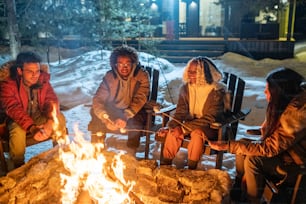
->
xmin=49 ymin=104 xmax=136 ymax=203
xmin=50 ymin=103 xmax=68 ymax=144
xmin=57 ymin=124 xmax=135 ymax=203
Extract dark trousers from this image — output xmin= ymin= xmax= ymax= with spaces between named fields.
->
xmin=88 ymin=107 xmax=146 ymax=148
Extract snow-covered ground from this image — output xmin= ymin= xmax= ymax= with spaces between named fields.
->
xmin=1 ymin=45 xmax=306 ymax=180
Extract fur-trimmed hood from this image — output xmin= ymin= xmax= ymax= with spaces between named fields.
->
xmin=182 ymin=56 xmax=223 ymax=85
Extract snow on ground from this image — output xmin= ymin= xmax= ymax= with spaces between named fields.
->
xmin=1 ymin=46 xmax=305 ymax=180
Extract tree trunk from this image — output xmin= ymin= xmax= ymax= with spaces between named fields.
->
xmin=5 ymin=0 xmax=20 ymax=59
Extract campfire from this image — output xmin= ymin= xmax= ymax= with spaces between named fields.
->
xmin=0 ymin=107 xmax=232 ymax=203
xmin=59 ymin=124 xmax=136 ymax=204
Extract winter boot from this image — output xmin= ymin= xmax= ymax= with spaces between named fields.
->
xmin=187 ymin=159 xmax=198 ymax=170
xmin=160 ymin=158 xmax=173 ymax=166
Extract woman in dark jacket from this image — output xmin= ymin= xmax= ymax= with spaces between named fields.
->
xmin=158 ymin=56 xmax=227 ymax=169
xmin=209 ymin=67 xmax=306 ymax=203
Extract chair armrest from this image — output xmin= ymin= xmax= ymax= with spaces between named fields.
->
xmin=222 ymin=108 xmax=251 ymax=124
xmin=154 ymin=104 xmax=177 ymax=116
xmin=246 ymin=129 xmax=262 ymax=135
xmin=210 ymin=108 xmax=251 ymax=129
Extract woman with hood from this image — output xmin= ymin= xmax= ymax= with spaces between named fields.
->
xmin=89 ymin=45 xmax=150 ymax=150
xmin=158 ymin=56 xmax=227 ymax=169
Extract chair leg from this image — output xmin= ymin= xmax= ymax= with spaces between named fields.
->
xmin=215 ymin=125 xmax=224 ymax=169
xmin=215 ymin=151 xmax=224 ymax=169
xmin=262 ymin=184 xmax=274 ymax=204
xmin=290 ymin=173 xmax=303 ymax=204
xmin=144 ymin=110 xmax=153 ymax=159
xmin=0 ymin=141 xmax=8 ymax=173
xmin=160 ymin=142 xmax=165 ymax=163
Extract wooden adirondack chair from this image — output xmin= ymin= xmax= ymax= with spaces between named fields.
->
xmin=155 ymin=72 xmax=251 ymax=169
xmin=88 ymin=66 xmax=176 ymax=159
xmin=261 ymin=157 xmax=306 ymax=204
xmin=244 ymin=129 xmax=306 ymax=204
xmin=143 ymin=66 xmax=176 ymax=158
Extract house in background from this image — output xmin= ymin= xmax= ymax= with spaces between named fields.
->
xmin=150 ymin=0 xmax=295 ymax=40
xmin=0 ymin=0 xmax=300 ymax=62
xmin=143 ymin=0 xmax=298 ymax=62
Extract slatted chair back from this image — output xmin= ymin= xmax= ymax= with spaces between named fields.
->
xmin=222 ymin=72 xmax=246 ymax=139
xmin=145 ymin=66 xmax=159 ymax=103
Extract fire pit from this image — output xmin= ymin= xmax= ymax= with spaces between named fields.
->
xmin=0 ymin=138 xmax=231 ymax=203
xmin=0 ymin=107 xmax=232 ymax=203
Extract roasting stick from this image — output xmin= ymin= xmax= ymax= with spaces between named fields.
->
xmin=119 ymin=128 xmax=156 ymax=134
xmin=153 ymin=107 xmax=211 ymax=142
xmin=153 ymin=107 xmax=192 ymax=132
xmin=104 ymin=115 xmax=156 ymax=134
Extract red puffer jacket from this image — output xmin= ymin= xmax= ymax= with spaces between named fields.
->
xmin=0 ymin=71 xmax=59 ymax=131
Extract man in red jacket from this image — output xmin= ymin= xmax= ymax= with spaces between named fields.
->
xmin=0 ymin=51 xmax=66 ymax=169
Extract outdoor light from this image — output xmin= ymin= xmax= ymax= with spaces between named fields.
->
xmin=190 ymin=1 xmax=197 ymax=8
xmin=150 ymin=3 xmax=158 ymax=11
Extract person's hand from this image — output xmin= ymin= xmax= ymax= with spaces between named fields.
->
xmin=114 ymin=118 xmax=127 ymax=129
xmin=33 ymin=129 xmax=50 ymax=141
xmin=157 ymin=127 xmax=169 ymax=138
xmin=28 ymin=124 xmax=50 ymax=141
xmin=169 ymin=126 xmax=183 ymax=140
xmin=32 ymin=124 xmax=51 ymax=141
xmin=42 ymin=119 xmax=53 ymax=137
xmin=208 ymin=140 xmax=228 ymax=151
xmin=105 ymin=120 xmax=118 ymax=131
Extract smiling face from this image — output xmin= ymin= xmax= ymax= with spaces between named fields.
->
xmin=116 ymin=56 xmax=134 ymax=80
xmin=17 ymin=62 xmax=41 ymax=87
xmin=187 ymin=61 xmax=198 ymax=84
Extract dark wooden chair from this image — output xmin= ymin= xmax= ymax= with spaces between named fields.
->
xmin=245 ymin=127 xmax=306 ymax=203
xmin=0 ymin=124 xmax=55 ymax=173
xmin=88 ymin=66 xmax=175 ymax=159
xmin=262 ymin=164 xmax=306 ymax=204
xmin=143 ymin=66 xmax=176 ymax=158
xmin=155 ymin=72 xmax=251 ymax=169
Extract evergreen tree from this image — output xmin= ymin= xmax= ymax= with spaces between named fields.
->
xmin=16 ymin=0 xmax=99 ymax=46
xmin=12 ymin=0 xmax=159 ymax=51
xmin=95 ymin=0 xmax=159 ymax=49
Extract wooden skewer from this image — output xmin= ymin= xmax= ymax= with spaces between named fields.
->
xmin=156 ymin=111 xmax=192 ymax=131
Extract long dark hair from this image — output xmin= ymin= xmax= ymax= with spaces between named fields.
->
xmin=264 ymin=67 xmax=305 ymax=137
